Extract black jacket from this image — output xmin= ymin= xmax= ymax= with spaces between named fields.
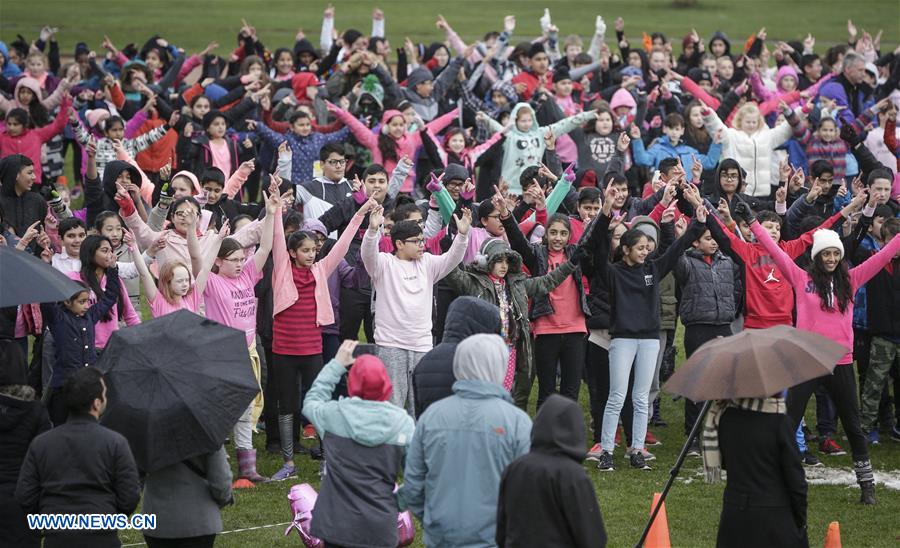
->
xmin=0 ymin=391 xmax=50 ymax=491
xmin=674 ymin=249 xmax=742 ymax=326
xmin=864 ymin=255 xmax=900 ymax=339
xmin=15 ymin=414 xmax=141 ymax=519
xmin=497 ymin=395 xmax=607 ymax=548
xmin=84 ymin=160 xmax=141 ymax=227
xmin=412 ymin=297 xmax=501 ymax=417
xmin=0 ymin=154 xmax=47 ymax=237
xmin=716 ymin=407 xmax=808 ymax=548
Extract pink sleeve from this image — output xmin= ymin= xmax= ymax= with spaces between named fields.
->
xmin=124 ymin=111 xmax=148 ymax=139
xmin=177 ymin=55 xmax=202 ymax=84
xmin=760 ymin=91 xmax=800 ymax=116
xmin=750 ymin=221 xmax=805 ymax=286
xmin=805 ymin=73 xmax=833 ymax=97
xmin=120 ymin=279 xmax=142 ymax=325
xmin=114 ymin=52 xmax=129 ymax=67
xmin=272 ymin=210 xmax=298 ymax=316
xmin=317 ymin=213 xmax=364 ymax=276
xmin=114 ymin=144 xmax=156 ymax=203
xmin=224 ymin=162 xmax=251 ymax=199
xmin=750 ymin=73 xmax=774 ymax=103
xmin=648 ymin=201 xmax=665 ymax=225
xmin=849 ymin=233 xmax=900 ymax=289
xmin=331 ymin=108 xmax=377 ymax=148
xmin=123 ymin=210 xmax=161 ymax=250
xmin=425 ymin=107 xmax=461 ymax=134
xmin=467 ymin=130 xmax=505 ymax=164
xmin=681 ymin=77 xmax=720 ymax=110
xmin=35 ymin=99 xmax=70 ymax=143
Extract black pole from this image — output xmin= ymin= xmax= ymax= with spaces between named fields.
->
xmin=635 ymin=399 xmax=714 ymax=548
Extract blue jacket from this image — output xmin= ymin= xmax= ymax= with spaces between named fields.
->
xmin=398 ymin=379 xmax=531 ymax=548
xmin=40 ymin=271 xmax=120 ymax=388
xmin=254 ymin=122 xmax=349 ymax=183
xmin=631 ymin=135 xmax=721 ymax=171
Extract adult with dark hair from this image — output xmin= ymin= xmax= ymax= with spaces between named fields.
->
xmin=0 ymin=153 xmax=45 ymax=238
xmin=748 ymin=203 xmax=900 ymax=505
xmin=15 ymin=367 xmax=140 ymax=547
xmin=0 ymin=341 xmax=50 ymax=548
xmin=785 ymin=160 xmax=840 ymax=235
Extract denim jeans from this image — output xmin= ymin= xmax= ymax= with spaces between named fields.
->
xmin=601 ymin=337 xmax=660 ymax=451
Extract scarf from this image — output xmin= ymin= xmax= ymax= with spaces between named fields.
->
xmin=702 ymin=397 xmax=786 ymax=483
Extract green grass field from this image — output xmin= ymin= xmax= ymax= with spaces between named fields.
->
xmin=11 ymin=1 xmax=900 ymax=545
xmin=2 ymin=1 xmax=898 ymax=59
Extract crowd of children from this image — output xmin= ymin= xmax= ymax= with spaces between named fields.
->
xmin=1 ymin=8 xmax=900 ymax=546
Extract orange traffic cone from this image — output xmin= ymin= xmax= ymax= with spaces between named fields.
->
xmin=232 ymin=478 xmax=255 ymax=489
xmin=645 ymin=492 xmax=671 ymax=548
xmin=824 ymin=521 xmax=841 ymax=548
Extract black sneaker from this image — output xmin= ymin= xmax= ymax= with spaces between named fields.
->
xmin=597 ymin=451 xmax=615 ymax=472
xmin=630 ymin=450 xmax=652 ymax=470
xmin=801 ymin=451 xmax=823 ymax=467
xmin=686 ymin=439 xmax=701 ymax=457
xmin=859 ymin=482 xmax=877 ymax=505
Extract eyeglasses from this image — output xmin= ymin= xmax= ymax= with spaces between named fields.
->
xmin=173 ymin=210 xmax=195 ymax=218
xmin=485 ymin=214 xmax=502 ymax=220
xmin=721 ymin=173 xmax=740 ymax=180
xmin=314 ymin=235 xmax=327 ymax=243
xmin=402 ymin=238 xmax=426 ymax=246
xmin=445 ymin=180 xmax=464 ymax=189
xmin=222 ymin=257 xmax=244 ymax=265
xmin=325 ymin=158 xmax=347 ymax=166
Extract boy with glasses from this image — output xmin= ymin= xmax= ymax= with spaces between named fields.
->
xmin=361 ymin=203 xmax=472 ymax=416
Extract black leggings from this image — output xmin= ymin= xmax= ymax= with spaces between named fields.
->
xmin=787 ymin=364 xmax=868 ymax=462
xmin=273 ymin=353 xmax=324 ymax=415
xmin=585 ymin=341 xmax=634 ymax=445
xmin=534 ymin=333 xmax=586 ymax=409
xmin=683 ymin=324 xmax=733 ymax=435
xmin=339 ymin=287 xmax=374 ymax=342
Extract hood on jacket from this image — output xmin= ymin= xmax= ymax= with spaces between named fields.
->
xmin=334 ymin=397 xmax=414 ymax=447
xmin=714 ymin=158 xmax=747 ymax=196
xmin=776 ymin=65 xmax=799 ymax=91
xmin=348 ymin=354 xmax=392 ymax=401
xmin=171 ymin=170 xmax=202 ymax=195
xmin=293 ymin=38 xmax=319 ymax=61
xmin=490 ymin=80 xmax=518 ymax=105
xmin=301 ymin=218 xmax=328 ymax=236
xmin=530 ymin=394 xmax=587 ymax=461
xmin=629 ymin=215 xmax=660 ymax=244
xmin=453 ymin=333 xmax=508 ymax=386
xmin=474 ymin=237 xmax=524 ymax=275
xmin=14 ymin=77 xmax=43 ymax=105
xmin=442 ymin=163 xmax=468 ymax=183
xmin=442 ymin=296 xmax=502 ymax=343
xmin=0 ymin=154 xmax=29 ymax=197
xmin=102 ymin=161 xmax=143 ymax=198
xmin=709 ymin=31 xmax=732 ymax=57
xmin=291 ymin=71 xmax=319 ymax=102
xmin=610 ymin=88 xmax=637 ymax=111
xmin=406 ymin=67 xmax=434 ymax=89
xmin=509 ymin=102 xmax=538 ymax=135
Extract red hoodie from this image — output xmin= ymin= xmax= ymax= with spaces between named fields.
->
xmin=713 ymin=211 xmax=844 ymax=328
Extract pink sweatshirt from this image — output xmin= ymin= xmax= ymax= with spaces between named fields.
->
xmin=272 ymin=210 xmax=363 ymax=326
xmin=333 ymin=107 xmax=460 ymax=193
xmin=751 ymin=222 xmax=900 ymax=364
xmin=362 ymin=227 xmax=468 ymax=352
xmin=65 ymin=271 xmax=141 ymax=348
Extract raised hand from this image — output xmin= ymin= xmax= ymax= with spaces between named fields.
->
xmin=616 ymin=131 xmax=631 ymax=152
xmin=453 ymin=207 xmax=473 ymax=235
xmin=694 ymin=204 xmax=709 ymax=223
xmin=368 ymin=205 xmax=384 ymax=230
xmin=661 ymin=200 xmax=678 ymax=223
xmin=356 ymin=197 xmax=379 ymax=218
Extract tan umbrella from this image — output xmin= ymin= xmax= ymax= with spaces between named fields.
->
xmin=664 ymin=325 xmax=847 ymax=401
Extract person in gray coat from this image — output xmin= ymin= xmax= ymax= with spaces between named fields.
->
xmin=141 ymin=448 xmax=233 ymax=548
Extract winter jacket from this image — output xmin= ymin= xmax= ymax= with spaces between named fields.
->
xmin=0 ymin=154 xmax=48 ymax=237
xmin=819 ymin=74 xmax=874 ymax=127
xmin=141 ymin=449 xmax=232 ymax=539
xmin=497 ymin=395 xmax=607 ymax=548
xmin=485 ymin=103 xmax=597 ymax=194
xmin=750 ymin=221 xmax=900 ymax=364
xmin=302 ymin=358 xmax=414 ymax=547
xmin=413 ymin=297 xmax=502 ymax=417
xmin=71 ymin=115 xmax=170 ymax=179
xmin=500 ymin=213 xmax=589 ymax=321
xmin=674 ymin=249 xmax=742 ymax=326
xmin=398 ymin=378 xmax=531 ymax=548
xmin=864 ymin=254 xmax=900 ymax=340
xmin=0 ymin=387 xmax=49 ymax=548
xmin=176 ymin=132 xmax=247 ymax=177
xmin=297 ymin=176 xmax=354 ymax=222
xmin=84 ymin=160 xmax=141 ymax=227
xmin=254 ymin=121 xmax=349 ymax=182
xmin=41 ymin=271 xmax=120 ymax=389
xmin=375 ymin=59 xmax=463 ymax=122
xmin=15 ymin=414 xmax=140 ymax=543
xmin=444 ymin=247 xmax=576 ymax=394
xmin=703 ymin=108 xmax=801 ymax=197
xmin=0 ymin=76 xmax=71 ymax=115
xmin=632 ymin=134 xmax=721 ymax=171
xmin=0 ymin=96 xmax=69 ymax=183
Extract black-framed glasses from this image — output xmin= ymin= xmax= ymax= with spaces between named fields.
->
xmin=445 ymin=180 xmax=464 ymax=189
xmin=403 ymin=238 xmax=426 ymax=246
xmin=325 ymin=158 xmax=347 ymax=166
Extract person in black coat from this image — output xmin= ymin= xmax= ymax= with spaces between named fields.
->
xmin=496 ymin=394 xmax=607 ymax=548
xmin=412 ymin=296 xmax=501 ymax=417
xmin=0 ymin=154 xmax=47 ymax=238
xmin=15 ymin=367 xmax=140 ymax=548
xmin=0 ymin=341 xmax=51 ymax=548
xmin=716 ymin=406 xmax=808 ymax=548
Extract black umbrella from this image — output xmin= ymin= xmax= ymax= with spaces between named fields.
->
xmin=0 ymin=246 xmax=84 ymax=307
xmin=96 ymin=310 xmax=258 ymax=472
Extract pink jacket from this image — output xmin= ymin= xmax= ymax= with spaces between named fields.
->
xmin=333 ymin=107 xmax=460 ymax=192
xmin=751 ymin=222 xmax=900 ymax=364
xmin=65 ymin=270 xmax=141 ymax=348
xmin=0 ymin=76 xmax=71 ymax=114
xmin=272 ymin=210 xmax=364 ymax=326
xmin=0 ymin=97 xmax=70 ymax=182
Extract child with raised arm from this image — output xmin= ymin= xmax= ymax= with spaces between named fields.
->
xmin=361 ymin=203 xmax=471 ymax=416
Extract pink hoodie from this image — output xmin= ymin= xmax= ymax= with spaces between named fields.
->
xmin=751 ymin=222 xmax=900 ymax=364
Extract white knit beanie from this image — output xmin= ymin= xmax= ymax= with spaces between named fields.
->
xmin=810 ymin=229 xmax=844 ymax=261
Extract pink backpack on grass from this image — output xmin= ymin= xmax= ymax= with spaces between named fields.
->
xmin=284 ymin=483 xmax=415 ymax=547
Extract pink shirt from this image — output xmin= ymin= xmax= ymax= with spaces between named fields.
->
xmin=203 ymin=258 xmax=263 ymax=346
xmin=208 ymin=139 xmax=232 ymax=176
xmin=148 ymin=288 xmax=201 ymax=318
xmin=66 ymin=271 xmax=141 ymax=348
xmin=532 ymin=250 xmax=586 ymax=335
